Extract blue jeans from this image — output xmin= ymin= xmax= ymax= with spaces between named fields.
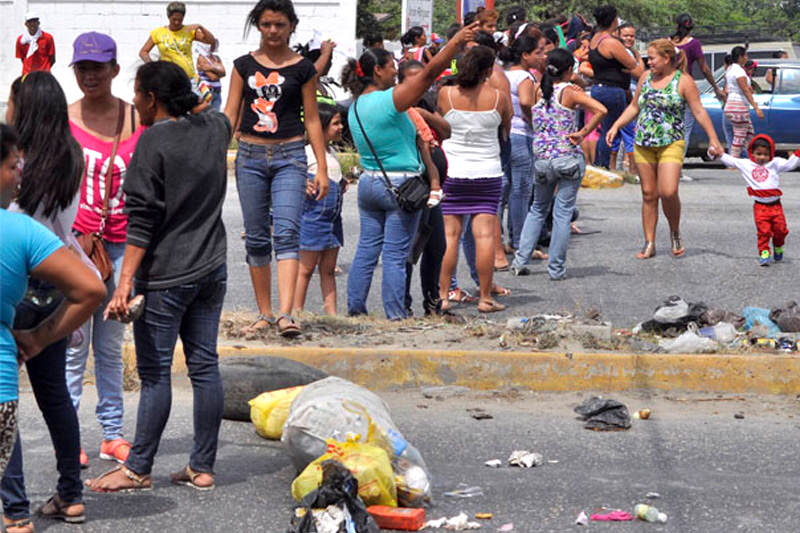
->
xmin=508 ymin=134 xmax=534 ymax=248
xmin=683 ymin=106 xmax=696 ymax=158
xmin=125 ymin=264 xmax=226 ymax=476
xmin=235 ymin=140 xmax=307 ymax=265
xmin=591 ymin=85 xmax=628 ymax=168
xmin=722 ymin=113 xmax=734 ymax=149
xmin=347 ymin=172 xmax=422 ymax=320
xmin=513 ymin=155 xmax=585 ymax=279
xmin=65 ymin=240 xmax=126 ymax=441
xmin=208 ymin=87 xmax=222 ymax=112
xmin=1 ymin=339 xmax=82 ymax=520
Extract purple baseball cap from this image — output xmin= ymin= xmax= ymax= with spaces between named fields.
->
xmin=70 ymin=32 xmax=117 ymax=65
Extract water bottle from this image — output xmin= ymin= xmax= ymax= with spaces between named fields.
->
xmin=506 ymin=317 xmax=530 ymax=330
xmin=634 ymin=504 xmax=667 ymax=523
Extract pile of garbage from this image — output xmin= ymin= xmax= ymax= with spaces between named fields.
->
xmin=629 ymin=296 xmax=800 ymax=354
xmin=249 ymin=377 xmax=432 ymax=532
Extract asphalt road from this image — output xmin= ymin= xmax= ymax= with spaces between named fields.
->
xmin=14 ymin=383 xmax=800 ymax=532
xmin=221 ymin=166 xmax=800 ymax=327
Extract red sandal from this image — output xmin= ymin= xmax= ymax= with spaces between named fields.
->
xmin=99 ymin=438 xmax=131 ymax=464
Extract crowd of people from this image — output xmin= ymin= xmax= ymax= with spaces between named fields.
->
xmin=0 ymin=0 xmax=796 ymax=528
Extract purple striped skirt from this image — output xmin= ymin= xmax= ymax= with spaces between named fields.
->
xmin=441 ymin=176 xmax=502 ymax=216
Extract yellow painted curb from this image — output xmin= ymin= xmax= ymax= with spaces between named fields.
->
xmin=123 ymin=344 xmax=800 ymax=395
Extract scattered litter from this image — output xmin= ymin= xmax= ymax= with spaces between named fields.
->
xmin=698 ymin=322 xmax=738 ymax=344
xmin=742 ymin=307 xmax=781 ymax=337
xmin=468 ymin=408 xmax=494 ymax=420
xmin=443 ymin=484 xmax=484 ymax=498
xmin=779 ymin=337 xmax=798 ymax=352
xmin=484 ymin=459 xmax=502 ymax=468
xmin=508 ymin=450 xmax=544 ymax=468
xmin=475 ymin=513 xmax=493 ymax=520
xmin=590 ymin=510 xmax=634 ymax=521
xmin=633 ymin=408 xmax=651 ymax=420
xmin=659 ymin=324 xmax=718 ymax=353
xmin=367 ymin=506 xmax=425 ymax=531
xmin=575 ymin=511 xmax=589 ymax=526
xmin=701 ymin=309 xmax=745 ymax=329
xmin=574 ymin=397 xmax=632 ymax=431
xmin=424 ymin=512 xmax=481 ymax=530
xmin=634 ymin=504 xmax=668 ymax=523
xmin=496 ymin=523 xmax=514 ymax=532
xmin=752 ymin=337 xmax=777 ymax=349
xmin=288 ymin=460 xmax=380 ymax=533
xmin=638 ymin=296 xmax=708 ymax=336
xmin=770 ymin=301 xmax=800 ymax=332
xmin=734 ymin=413 xmax=745 ymax=419
xmin=646 ymin=492 xmax=661 ymax=499
xmin=547 ymin=459 xmax=559 ymax=464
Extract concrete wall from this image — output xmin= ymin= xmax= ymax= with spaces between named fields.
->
xmin=1 ymin=0 xmax=357 ymax=116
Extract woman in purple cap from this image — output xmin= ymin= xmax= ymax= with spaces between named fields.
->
xmin=66 ymin=32 xmax=143 ymax=470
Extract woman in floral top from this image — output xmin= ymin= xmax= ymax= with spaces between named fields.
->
xmin=608 ymin=39 xmax=723 ymax=259
xmin=511 ymin=49 xmax=606 ymax=280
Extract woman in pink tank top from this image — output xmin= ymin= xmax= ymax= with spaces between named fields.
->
xmin=66 ymin=32 xmax=143 ymax=470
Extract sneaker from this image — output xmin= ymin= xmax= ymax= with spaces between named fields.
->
xmin=774 ymin=246 xmax=784 ymax=262
xmin=759 ymin=250 xmax=771 ymax=267
xmin=99 ymin=438 xmax=131 ymax=464
xmin=79 ymin=449 xmax=89 ymax=469
xmin=680 ymin=173 xmax=694 ymax=182
xmin=510 ymin=265 xmax=530 ymax=276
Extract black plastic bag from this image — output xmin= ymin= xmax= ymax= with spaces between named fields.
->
xmin=574 ymin=397 xmax=631 ymax=431
xmin=288 ymin=460 xmax=380 ymax=533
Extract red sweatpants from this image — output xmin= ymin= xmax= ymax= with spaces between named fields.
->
xmin=753 ymin=201 xmax=788 ymax=253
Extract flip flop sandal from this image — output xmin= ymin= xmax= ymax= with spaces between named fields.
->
xmin=478 ymin=300 xmax=507 ymax=313
xmin=99 ymin=438 xmax=131 ymax=464
xmin=492 ymin=286 xmax=512 ymax=297
xmin=277 ymin=314 xmax=302 ymax=339
xmin=494 ymin=264 xmax=510 ymax=272
xmin=36 ymin=495 xmax=86 ymax=524
xmin=3 ymin=516 xmax=34 ymax=533
xmin=240 ymin=314 xmax=276 ymax=335
xmin=531 ymin=250 xmax=549 ymax=260
xmin=427 ymin=189 xmax=444 ymax=208
xmin=85 ymin=465 xmax=152 ymax=493
xmin=447 ymin=288 xmax=478 ymax=304
xmin=170 ymin=465 xmax=215 ymax=492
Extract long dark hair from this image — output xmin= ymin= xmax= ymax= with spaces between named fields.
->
xmin=592 ymin=5 xmax=617 ymax=29
xmin=540 ymin=48 xmax=574 ymax=108
xmin=673 ymin=13 xmax=694 ymax=41
xmin=456 ymin=45 xmax=494 ymax=89
xmin=731 ymin=45 xmax=747 ymax=63
xmin=401 ymin=26 xmax=424 ymax=47
xmin=340 ymin=47 xmax=394 ymax=97
xmin=136 ymin=61 xmax=198 ymax=117
xmin=317 ymin=102 xmax=341 ymax=133
xmin=499 ymin=33 xmax=539 ymax=66
xmin=14 ymin=72 xmax=83 ymax=218
xmin=245 ymin=0 xmax=298 ymax=38
xmin=1 ymin=124 xmax=18 ymax=163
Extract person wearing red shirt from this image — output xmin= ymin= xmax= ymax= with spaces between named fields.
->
xmin=15 ymin=13 xmax=56 ymax=76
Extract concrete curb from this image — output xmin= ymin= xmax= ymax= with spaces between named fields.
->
xmin=123 ymin=344 xmax=800 ymax=395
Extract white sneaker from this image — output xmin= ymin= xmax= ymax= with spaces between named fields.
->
xmin=680 ymin=173 xmax=694 ymax=182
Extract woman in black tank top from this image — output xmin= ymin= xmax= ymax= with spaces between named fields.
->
xmin=587 ymin=5 xmax=642 ymax=168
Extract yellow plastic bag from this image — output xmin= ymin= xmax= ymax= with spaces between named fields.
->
xmin=581 ymin=165 xmax=624 ymax=189
xmin=291 ymin=437 xmax=397 ymax=507
xmin=249 ymin=386 xmax=304 ymax=440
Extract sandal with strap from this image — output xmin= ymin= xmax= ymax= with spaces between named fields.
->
xmin=637 ymin=242 xmax=656 ymax=260
xmin=240 ymin=314 xmax=276 ymax=335
xmin=36 ymin=495 xmax=85 ymax=524
xmin=3 ymin=516 xmax=34 ymax=533
xmin=427 ymin=189 xmax=444 ymax=208
xmin=447 ymin=288 xmax=478 ymax=304
xmin=85 ymin=465 xmax=152 ymax=493
xmin=671 ymin=232 xmax=685 ymax=257
xmin=170 ymin=465 xmax=215 ymax=491
xmin=478 ymin=299 xmax=507 ymax=314
xmin=277 ymin=314 xmax=302 ymax=339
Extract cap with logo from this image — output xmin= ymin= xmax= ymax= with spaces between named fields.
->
xmin=70 ymin=32 xmax=117 ymax=65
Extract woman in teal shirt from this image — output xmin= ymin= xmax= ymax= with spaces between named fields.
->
xmin=341 ymin=22 xmax=477 ymax=319
xmin=0 ymin=125 xmax=105 ymax=482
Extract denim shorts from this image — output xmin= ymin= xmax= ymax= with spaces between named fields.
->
xmin=300 ymin=178 xmax=344 ymax=251
xmin=235 ymin=139 xmax=307 ymax=265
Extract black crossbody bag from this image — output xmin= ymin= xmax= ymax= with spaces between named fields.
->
xmin=353 ymin=98 xmax=429 ymax=213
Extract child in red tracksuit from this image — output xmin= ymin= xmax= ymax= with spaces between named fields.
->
xmin=713 ymin=134 xmax=800 ymax=266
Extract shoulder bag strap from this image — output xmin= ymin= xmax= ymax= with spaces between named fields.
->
xmin=353 ymin=97 xmax=396 ymax=193
xmin=98 ymin=99 xmax=125 ymax=235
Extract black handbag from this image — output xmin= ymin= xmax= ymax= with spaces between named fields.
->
xmin=353 ymin=98 xmax=429 ymax=213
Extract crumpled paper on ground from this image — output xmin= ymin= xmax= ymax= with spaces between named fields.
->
xmin=508 ymin=450 xmax=544 ymax=468
xmin=424 ymin=512 xmax=481 ymax=530
xmin=484 ymin=459 xmax=502 ymax=468
xmin=575 ymin=511 xmax=589 ymax=526
xmin=309 ymin=505 xmax=353 ymax=533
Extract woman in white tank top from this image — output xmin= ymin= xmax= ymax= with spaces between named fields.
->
xmin=437 ymin=45 xmax=512 ymax=314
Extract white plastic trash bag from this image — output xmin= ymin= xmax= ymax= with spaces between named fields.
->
xmin=659 ymin=325 xmax=719 ymax=354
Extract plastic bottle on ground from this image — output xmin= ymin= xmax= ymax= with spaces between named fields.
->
xmin=634 ymin=504 xmax=667 ymax=523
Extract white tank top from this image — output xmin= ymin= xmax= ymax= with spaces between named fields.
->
xmin=442 ymin=88 xmax=504 ymax=179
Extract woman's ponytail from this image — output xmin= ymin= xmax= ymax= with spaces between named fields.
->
xmin=541 ymin=48 xmax=574 ymax=108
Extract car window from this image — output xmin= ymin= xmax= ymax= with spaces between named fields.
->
xmin=777 ymin=68 xmax=800 ymax=95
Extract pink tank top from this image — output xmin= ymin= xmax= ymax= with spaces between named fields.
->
xmin=70 ymin=121 xmax=144 ymax=242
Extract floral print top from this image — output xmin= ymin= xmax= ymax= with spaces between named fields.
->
xmin=635 ymin=70 xmax=686 ymax=147
xmin=532 ymin=83 xmax=582 ymax=160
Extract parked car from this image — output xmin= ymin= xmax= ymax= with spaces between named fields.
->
xmin=688 ymin=59 xmax=800 ymax=158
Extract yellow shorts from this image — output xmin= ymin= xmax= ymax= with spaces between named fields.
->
xmin=634 ymin=141 xmax=685 ymax=164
